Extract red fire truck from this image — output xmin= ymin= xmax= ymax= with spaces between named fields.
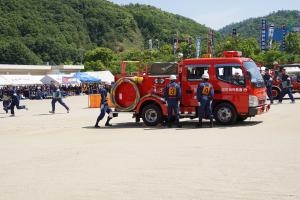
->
xmin=270 ymin=64 xmax=300 ymax=99
xmin=110 ymin=51 xmax=270 ymax=126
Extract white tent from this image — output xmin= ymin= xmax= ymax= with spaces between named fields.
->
xmin=31 ymin=75 xmax=45 ymax=83
xmin=41 ymin=74 xmax=80 ymax=85
xmin=0 ymin=76 xmax=11 ymax=86
xmin=285 ymin=67 xmax=300 ymax=73
xmin=1 ymin=75 xmax=42 ymax=85
xmin=85 ymin=71 xmax=114 ymax=83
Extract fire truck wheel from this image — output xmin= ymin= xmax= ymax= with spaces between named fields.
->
xmin=214 ymin=103 xmax=237 ymax=125
xmin=272 ymin=87 xmax=281 ymax=99
xmin=141 ymin=104 xmax=162 ymax=127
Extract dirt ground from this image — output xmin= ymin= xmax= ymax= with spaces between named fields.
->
xmin=0 ymin=95 xmax=300 ymax=200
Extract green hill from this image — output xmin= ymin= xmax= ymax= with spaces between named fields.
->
xmin=0 ymin=0 xmax=210 ymax=65
xmin=125 ymin=4 xmax=209 ymax=45
xmin=219 ymin=10 xmax=300 ymax=39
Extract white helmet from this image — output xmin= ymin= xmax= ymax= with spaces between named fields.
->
xmin=202 ymin=73 xmax=209 ymax=79
xmin=170 ymin=75 xmax=177 ymax=80
xmin=177 ymin=53 xmax=183 ymax=58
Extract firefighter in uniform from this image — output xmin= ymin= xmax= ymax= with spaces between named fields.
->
xmin=2 ymin=89 xmax=11 ymax=114
xmin=164 ymin=75 xmax=181 ymax=128
xmin=263 ymin=69 xmax=274 ymax=104
xmin=10 ymin=88 xmax=28 ymax=117
xmin=49 ymin=87 xmax=70 ymax=114
xmin=95 ymin=82 xmax=113 ymax=128
xmin=278 ymin=68 xmax=295 ymax=104
xmin=197 ymin=73 xmax=214 ymax=128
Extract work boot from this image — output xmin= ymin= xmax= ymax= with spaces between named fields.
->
xmin=209 ymin=118 xmax=214 ymax=128
xmin=105 ymin=117 xmax=112 ymax=127
xmin=176 ymin=120 xmax=182 ymax=128
xmin=49 ymin=111 xmax=55 ymax=114
xmin=94 ymin=124 xmax=100 ymax=128
xmin=196 ymin=120 xmax=203 ymax=128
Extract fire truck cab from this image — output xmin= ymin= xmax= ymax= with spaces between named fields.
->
xmin=111 ymin=51 xmax=270 ymax=126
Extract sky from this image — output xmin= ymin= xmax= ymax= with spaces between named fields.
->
xmin=109 ymin=0 xmax=300 ymax=30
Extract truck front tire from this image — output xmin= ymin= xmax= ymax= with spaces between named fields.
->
xmin=214 ymin=103 xmax=237 ymax=125
xmin=141 ymin=104 xmax=162 ymax=126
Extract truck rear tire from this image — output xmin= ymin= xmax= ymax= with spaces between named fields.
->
xmin=214 ymin=103 xmax=237 ymax=125
xmin=141 ymin=104 xmax=162 ymax=126
xmin=272 ymin=87 xmax=281 ymax=100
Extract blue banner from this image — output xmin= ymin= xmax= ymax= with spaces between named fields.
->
xmin=195 ymin=36 xmax=201 ymax=58
xmin=281 ymin=25 xmax=287 ymax=51
xmin=260 ymin=19 xmax=267 ymax=51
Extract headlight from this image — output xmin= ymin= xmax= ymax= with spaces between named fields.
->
xmin=249 ymin=95 xmax=258 ymax=107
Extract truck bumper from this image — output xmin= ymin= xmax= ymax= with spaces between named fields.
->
xmin=248 ymin=104 xmax=271 ymax=116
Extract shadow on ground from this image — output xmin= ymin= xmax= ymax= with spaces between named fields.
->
xmin=33 ymin=113 xmax=68 ymax=116
xmin=82 ymin=120 xmax=263 ymax=130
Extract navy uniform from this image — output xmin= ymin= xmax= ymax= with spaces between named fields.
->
xmin=2 ymin=90 xmax=11 ymax=114
xmin=197 ymin=73 xmax=214 ymax=128
xmin=164 ymin=75 xmax=181 ymax=128
xmin=263 ymin=70 xmax=273 ymax=104
xmin=49 ymin=88 xmax=69 ymax=113
xmin=278 ymin=69 xmax=295 ymax=103
xmin=10 ymin=89 xmax=27 ymax=116
xmin=95 ymin=83 xmax=113 ymax=128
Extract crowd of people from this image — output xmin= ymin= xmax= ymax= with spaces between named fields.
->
xmin=0 ymin=83 xmax=106 ymax=100
xmin=262 ymin=62 xmax=299 ymax=104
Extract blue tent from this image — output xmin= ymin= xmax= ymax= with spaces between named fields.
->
xmin=73 ymin=72 xmax=101 ymax=83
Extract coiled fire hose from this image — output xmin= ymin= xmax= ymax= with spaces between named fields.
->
xmin=110 ymin=78 xmax=141 ymax=111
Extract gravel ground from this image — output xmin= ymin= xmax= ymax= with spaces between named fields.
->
xmin=0 ymin=95 xmax=299 ymax=200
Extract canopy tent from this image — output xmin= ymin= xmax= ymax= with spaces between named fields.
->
xmin=85 ymin=71 xmax=114 ymax=83
xmin=285 ymin=67 xmax=300 ymax=73
xmin=0 ymin=76 xmax=11 ymax=86
xmin=31 ymin=75 xmax=45 ymax=83
xmin=1 ymin=75 xmax=42 ymax=85
xmin=73 ymin=72 xmax=101 ymax=83
xmin=41 ymin=74 xmax=80 ymax=85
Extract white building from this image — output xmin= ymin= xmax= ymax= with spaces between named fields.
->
xmin=0 ymin=64 xmax=84 ymax=75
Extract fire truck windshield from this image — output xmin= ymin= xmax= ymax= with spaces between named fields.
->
xmin=149 ymin=62 xmax=178 ymax=75
xmin=244 ymin=61 xmax=265 ymax=88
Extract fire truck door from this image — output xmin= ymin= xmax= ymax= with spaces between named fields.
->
xmin=182 ymin=64 xmax=209 ymax=107
xmin=214 ymin=64 xmax=249 ymax=113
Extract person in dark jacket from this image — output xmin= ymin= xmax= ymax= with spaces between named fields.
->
xmin=49 ymin=87 xmax=70 ymax=114
xmin=278 ymin=68 xmax=295 ymax=104
xmin=164 ymin=75 xmax=181 ymax=128
xmin=263 ymin=69 xmax=274 ymax=104
xmin=2 ymin=89 xmax=11 ymax=114
xmin=95 ymin=82 xmax=113 ymax=128
xmin=9 ymin=89 xmax=28 ymax=117
xmin=196 ymin=73 xmax=214 ymax=128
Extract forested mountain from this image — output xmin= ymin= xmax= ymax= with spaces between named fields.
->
xmin=125 ymin=4 xmax=209 ymax=44
xmin=219 ymin=10 xmax=300 ymax=39
xmin=0 ymin=0 xmax=209 ymax=65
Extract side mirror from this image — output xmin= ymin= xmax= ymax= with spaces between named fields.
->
xmin=246 ymin=71 xmax=251 ymax=80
